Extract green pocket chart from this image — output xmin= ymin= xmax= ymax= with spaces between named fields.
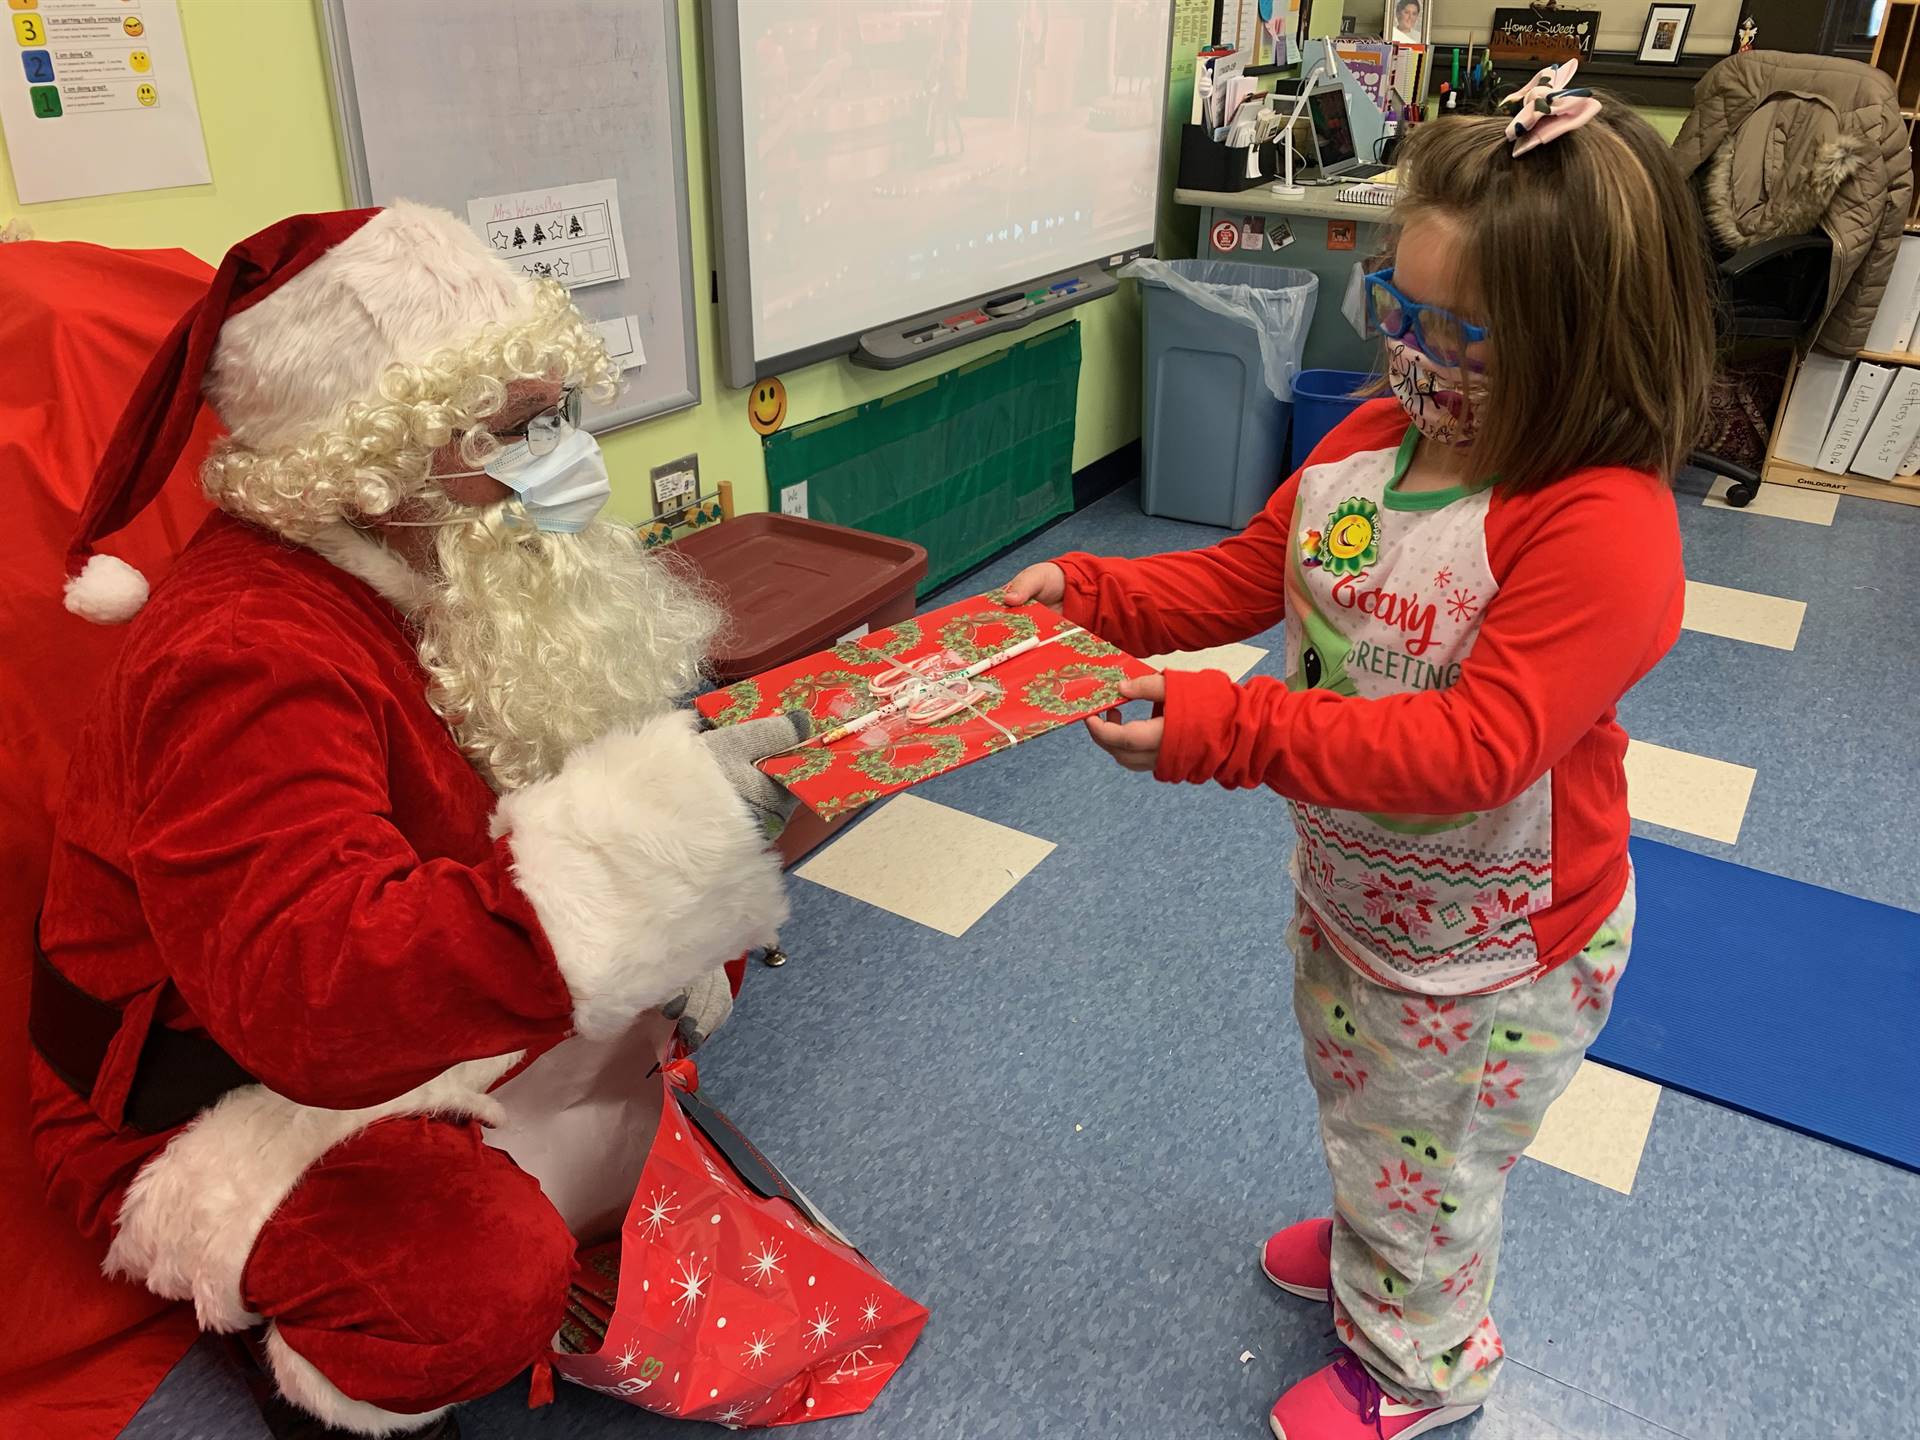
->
xmin=763 ymin=323 xmax=1081 ymax=596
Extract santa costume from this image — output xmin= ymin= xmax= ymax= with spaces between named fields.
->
xmin=29 ymin=205 xmax=798 ymax=1437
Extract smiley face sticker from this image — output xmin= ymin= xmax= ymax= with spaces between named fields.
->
xmin=123 ymin=14 xmax=144 ymax=37
xmin=1315 ymin=496 xmax=1380 ymax=575
xmin=747 ymin=375 xmax=787 ymax=435
xmin=135 ymin=81 xmax=156 ymax=106
xmin=129 ymin=48 xmax=150 ymax=72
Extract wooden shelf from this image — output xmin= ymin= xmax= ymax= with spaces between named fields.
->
xmin=1764 ymin=457 xmax=1920 ymax=508
xmin=1757 ymin=351 xmax=1920 ymax=511
xmin=1877 ymin=1 xmax=1920 ymax=123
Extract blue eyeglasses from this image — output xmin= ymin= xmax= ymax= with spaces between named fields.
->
xmin=1364 ymin=268 xmax=1490 ymax=368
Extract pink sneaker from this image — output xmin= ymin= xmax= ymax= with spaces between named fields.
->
xmin=1259 ymin=1218 xmax=1334 ymax=1301
xmin=1269 ymin=1355 xmax=1480 ymax=1439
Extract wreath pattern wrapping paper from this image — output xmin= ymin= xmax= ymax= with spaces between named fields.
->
xmin=694 ymin=596 xmax=1155 ymax=820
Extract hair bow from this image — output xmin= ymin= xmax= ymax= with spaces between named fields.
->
xmin=1501 ymin=59 xmax=1601 ymax=156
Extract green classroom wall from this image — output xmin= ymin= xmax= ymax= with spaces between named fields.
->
xmin=0 ymin=0 xmax=1143 ymax=525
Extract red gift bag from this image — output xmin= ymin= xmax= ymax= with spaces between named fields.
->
xmin=550 ymin=1065 xmax=927 ymax=1425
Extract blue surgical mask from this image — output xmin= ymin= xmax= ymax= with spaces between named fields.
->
xmin=471 ymin=421 xmax=611 ymax=534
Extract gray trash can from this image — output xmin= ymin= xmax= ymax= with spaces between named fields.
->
xmin=1133 ymin=259 xmax=1318 ymax=528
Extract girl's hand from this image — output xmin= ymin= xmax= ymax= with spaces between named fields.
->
xmin=1001 ymin=562 xmax=1066 ymax=608
xmin=1085 ymin=673 xmax=1166 ymax=773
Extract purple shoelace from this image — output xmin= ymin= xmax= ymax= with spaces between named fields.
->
xmin=1328 ymin=1351 xmax=1391 ymax=1436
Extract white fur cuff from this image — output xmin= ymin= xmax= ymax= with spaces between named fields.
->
xmin=495 ymin=713 xmax=787 ymax=1040
xmin=265 ymin=1325 xmax=452 ymax=1438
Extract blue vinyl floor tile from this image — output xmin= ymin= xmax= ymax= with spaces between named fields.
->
xmin=127 ymin=476 xmax=1919 ymax=1439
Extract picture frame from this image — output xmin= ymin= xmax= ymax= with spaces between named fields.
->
xmin=1384 ymin=0 xmax=1429 ymax=47
xmin=1637 ymin=4 xmax=1695 ymax=65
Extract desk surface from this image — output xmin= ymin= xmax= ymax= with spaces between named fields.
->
xmin=1175 ymin=185 xmax=1396 ymax=225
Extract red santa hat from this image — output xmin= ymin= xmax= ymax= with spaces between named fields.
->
xmin=65 ymin=202 xmax=535 ymax=623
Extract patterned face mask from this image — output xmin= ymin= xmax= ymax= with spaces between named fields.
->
xmin=1385 ymin=334 xmax=1488 ymax=449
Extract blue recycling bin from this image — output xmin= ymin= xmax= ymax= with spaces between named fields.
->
xmin=1289 ymin=368 xmax=1376 ymax=472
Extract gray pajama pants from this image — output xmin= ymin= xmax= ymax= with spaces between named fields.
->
xmin=1288 ymin=876 xmax=1635 ymax=1409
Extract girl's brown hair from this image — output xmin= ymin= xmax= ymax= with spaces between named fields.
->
xmin=1388 ymin=101 xmax=1717 ymax=491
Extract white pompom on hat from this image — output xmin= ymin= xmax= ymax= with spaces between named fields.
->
xmin=64 ymin=203 xmax=533 ymax=623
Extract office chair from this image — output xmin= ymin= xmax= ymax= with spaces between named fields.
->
xmin=1689 ymin=230 xmax=1834 ymax=507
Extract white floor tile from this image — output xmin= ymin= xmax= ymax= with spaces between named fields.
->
xmin=1143 ymin=642 xmax=1269 ymax=682
xmin=1681 ymin=580 xmax=1806 ymax=651
xmin=1703 ymin=477 xmax=1839 ymax=526
xmin=1525 ymin=1061 xmax=1662 ymax=1195
xmin=796 ymin=794 xmax=1054 ymax=937
xmin=1624 ymin=739 xmax=1756 ymax=845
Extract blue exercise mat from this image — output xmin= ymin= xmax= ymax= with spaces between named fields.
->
xmin=1588 ymin=839 xmax=1920 ymax=1173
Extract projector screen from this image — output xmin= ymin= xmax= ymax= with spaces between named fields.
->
xmin=706 ymin=0 xmax=1172 ymax=385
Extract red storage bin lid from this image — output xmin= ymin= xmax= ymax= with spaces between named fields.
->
xmin=673 ymin=512 xmax=927 ymax=681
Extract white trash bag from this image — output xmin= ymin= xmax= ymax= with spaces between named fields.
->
xmin=1122 ymin=257 xmax=1319 ymax=403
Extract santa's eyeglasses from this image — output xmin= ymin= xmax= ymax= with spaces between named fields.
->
xmin=497 ymin=388 xmax=583 ymax=457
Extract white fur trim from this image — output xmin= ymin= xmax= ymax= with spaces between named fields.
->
xmin=495 ymin=713 xmax=788 ymax=1040
xmin=105 ymin=1055 xmax=519 ymax=1333
xmin=63 ymin=553 xmax=149 ymax=624
xmin=302 ymin=523 xmax=435 ymax=615
xmin=205 ymin=201 xmax=534 ymax=452
xmin=263 ymin=1324 xmax=452 ymax=1438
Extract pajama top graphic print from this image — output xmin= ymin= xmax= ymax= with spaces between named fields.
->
xmin=1286 ymin=429 xmax=1552 ymax=995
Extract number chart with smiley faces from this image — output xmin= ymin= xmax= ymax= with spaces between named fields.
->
xmin=0 ymin=0 xmax=209 ymax=202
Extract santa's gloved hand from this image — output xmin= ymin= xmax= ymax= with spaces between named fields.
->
xmin=661 ymin=966 xmax=734 ymax=1053
xmin=696 ymin=710 xmax=811 ymax=837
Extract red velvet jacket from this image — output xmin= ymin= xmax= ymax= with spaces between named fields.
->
xmin=32 ymin=514 xmax=787 ymax=1329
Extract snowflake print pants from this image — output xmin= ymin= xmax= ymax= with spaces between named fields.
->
xmin=1288 ymin=876 xmax=1635 ymax=1408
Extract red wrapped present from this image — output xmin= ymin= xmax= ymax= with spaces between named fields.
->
xmin=549 ymin=1065 xmax=927 ymax=1426
xmin=695 ymin=595 xmax=1152 ymax=819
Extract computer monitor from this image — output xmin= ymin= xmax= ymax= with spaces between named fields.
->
xmin=1306 ymin=83 xmax=1360 ymax=177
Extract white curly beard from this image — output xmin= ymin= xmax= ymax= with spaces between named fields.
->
xmin=413 ymin=508 xmax=721 ymax=794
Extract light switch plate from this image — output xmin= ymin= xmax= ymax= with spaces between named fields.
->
xmin=650 ymin=453 xmax=700 ymax=518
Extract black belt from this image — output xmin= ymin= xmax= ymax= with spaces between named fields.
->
xmin=29 ymin=936 xmax=258 ymax=1134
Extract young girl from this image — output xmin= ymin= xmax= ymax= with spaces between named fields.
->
xmin=1005 ymin=75 xmax=1714 ymax=1439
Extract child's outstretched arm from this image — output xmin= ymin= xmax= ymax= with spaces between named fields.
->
xmin=1150 ymin=476 xmax=1683 ymax=814
xmin=1004 ymin=474 xmax=1300 ymax=658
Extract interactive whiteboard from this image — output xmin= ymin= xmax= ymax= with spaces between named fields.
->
xmin=706 ymin=0 xmax=1173 ymax=385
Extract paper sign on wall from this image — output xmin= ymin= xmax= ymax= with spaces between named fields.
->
xmin=0 ymin=0 xmax=211 ymax=203
xmin=465 ymin=178 xmax=629 ymax=291
xmin=590 ymin=314 xmax=646 ymax=373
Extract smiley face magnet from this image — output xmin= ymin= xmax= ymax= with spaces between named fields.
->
xmin=747 ymin=376 xmax=787 ymax=436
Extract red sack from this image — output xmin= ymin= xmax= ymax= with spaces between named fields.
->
xmin=0 ymin=240 xmax=216 ymax=1440
xmin=551 ymin=1065 xmax=927 ymax=1425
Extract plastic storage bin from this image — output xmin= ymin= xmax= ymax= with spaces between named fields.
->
xmin=673 ymin=513 xmax=927 ymax=866
xmin=1135 ymin=259 xmax=1318 ymax=528
xmin=1289 ymin=369 xmax=1376 ymax=472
